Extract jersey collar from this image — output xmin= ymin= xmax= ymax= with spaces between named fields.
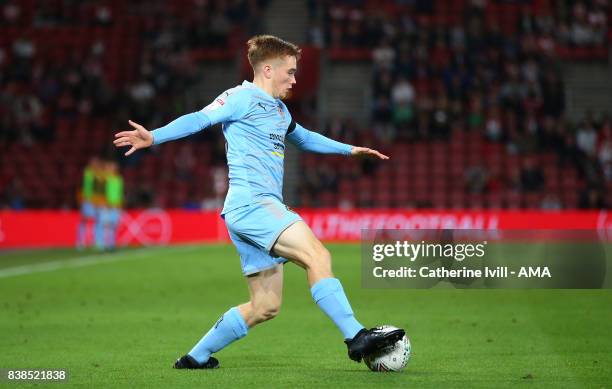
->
xmin=242 ymin=80 xmax=278 ymax=103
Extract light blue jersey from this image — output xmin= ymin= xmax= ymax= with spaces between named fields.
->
xmin=152 ymin=80 xmax=353 ymax=216
xmin=202 ymin=81 xmax=294 ymax=214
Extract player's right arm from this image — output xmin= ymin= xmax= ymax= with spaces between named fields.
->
xmin=113 ymin=90 xmax=247 ymax=156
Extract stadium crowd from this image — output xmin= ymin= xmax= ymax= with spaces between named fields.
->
xmin=300 ymin=0 xmax=611 ymax=209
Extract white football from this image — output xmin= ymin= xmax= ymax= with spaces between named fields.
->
xmin=364 ymin=325 xmax=411 ymax=372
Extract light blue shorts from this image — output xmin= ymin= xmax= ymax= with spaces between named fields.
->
xmin=223 ymin=197 xmax=302 ymax=276
xmin=81 ymin=202 xmax=96 ymax=219
xmin=100 ymin=208 xmax=121 ymax=226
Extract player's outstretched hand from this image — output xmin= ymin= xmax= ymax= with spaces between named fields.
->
xmin=113 ymin=120 xmax=154 ymax=156
xmin=350 ymin=146 xmax=389 ymax=160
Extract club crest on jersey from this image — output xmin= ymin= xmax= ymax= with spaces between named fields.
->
xmin=203 ymin=98 xmax=225 ymax=112
xmin=278 ymin=106 xmax=284 ymax=118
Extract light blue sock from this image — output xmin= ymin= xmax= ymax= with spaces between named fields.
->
xmin=76 ymin=222 xmax=87 ymax=248
xmin=108 ymin=224 xmax=117 ymax=249
xmin=94 ymin=219 xmax=105 ymax=249
xmin=311 ymin=278 xmax=364 ymax=340
xmin=188 ymin=307 xmax=249 ymax=364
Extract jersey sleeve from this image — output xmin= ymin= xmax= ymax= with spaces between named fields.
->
xmin=151 ymin=88 xmax=251 ymax=145
xmin=199 ymin=88 xmax=251 ymax=125
xmin=151 ymin=111 xmax=210 ymax=145
xmin=286 ymin=121 xmax=353 ymax=156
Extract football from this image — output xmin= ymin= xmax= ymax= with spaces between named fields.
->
xmin=364 ymin=325 xmax=411 ymax=372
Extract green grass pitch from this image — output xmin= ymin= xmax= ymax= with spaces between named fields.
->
xmin=1 ymin=244 xmax=611 ymax=388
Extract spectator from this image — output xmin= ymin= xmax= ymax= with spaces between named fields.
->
xmin=579 ymin=188 xmax=606 ymax=209
xmin=3 ymin=2 xmax=22 ymax=25
xmin=390 ymin=76 xmax=415 ymax=106
xmin=597 ymin=120 xmax=612 ymax=180
xmin=431 ymin=94 xmax=451 ymax=138
xmin=485 ymin=107 xmax=503 ymax=141
xmin=541 ymin=194 xmax=562 ymax=210
xmin=1 ymin=178 xmax=25 ymax=210
xmin=174 ymin=144 xmax=196 ymax=180
xmin=540 ymin=70 xmax=565 ymax=118
xmin=372 ymin=38 xmax=395 ymax=70
xmin=520 ymin=157 xmax=545 ymax=192
xmin=576 ymin=118 xmax=598 ymax=156
xmin=390 ymin=76 xmax=415 ymax=127
xmin=465 ymin=163 xmax=488 ymax=194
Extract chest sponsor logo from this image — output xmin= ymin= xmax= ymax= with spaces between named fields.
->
xmin=269 ymin=132 xmax=285 ymax=157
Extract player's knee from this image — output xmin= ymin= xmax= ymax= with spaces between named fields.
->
xmin=252 ymin=300 xmax=281 ymax=323
xmin=260 ymin=305 xmax=280 ymax=321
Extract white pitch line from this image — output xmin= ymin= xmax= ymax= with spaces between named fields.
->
xmin=0 ymin=245 xmax=200 ymax=279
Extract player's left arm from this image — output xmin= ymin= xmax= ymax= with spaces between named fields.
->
xmin=286 ymin=121 xmax=389 ymax=160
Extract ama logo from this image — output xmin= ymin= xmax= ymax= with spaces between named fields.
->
xmin=518 ymin=267 xmax=551 ymax=278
